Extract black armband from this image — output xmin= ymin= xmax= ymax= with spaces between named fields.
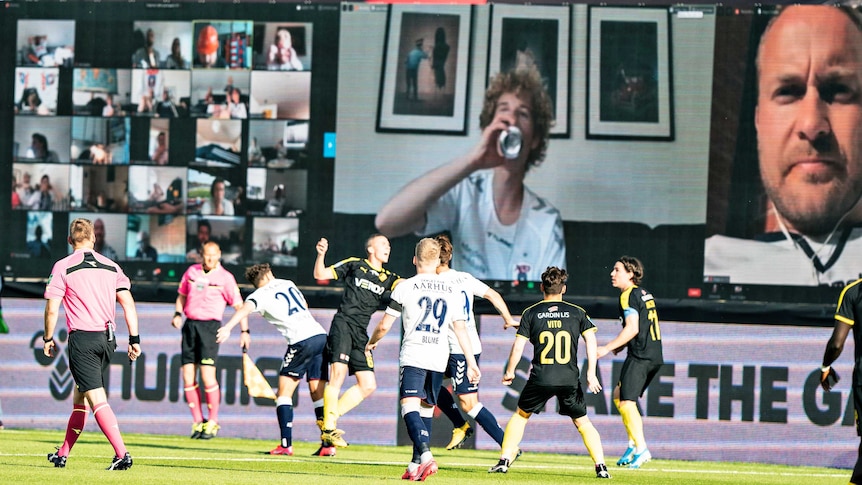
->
xmin=241 ymin=329 xmax=250 ymax=334
xmin=129 ymin=335 xmax=141 ymax=345
xmin=42 ymin=335 xmax=53 ymax=343
xmin=174 ymin=311 xmax=183 ymax=319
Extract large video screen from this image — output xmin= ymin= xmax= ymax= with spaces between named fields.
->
xmin=1 ymin=1 xmax=338 ymax=285
xmin=2 ymin=2 xmax=855 ymax=306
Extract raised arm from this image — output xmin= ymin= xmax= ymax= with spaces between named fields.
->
xmin=375 ymin=117 xmax=511 ymax=238
xmin=313 ymin=237 xmax=332 ymax=280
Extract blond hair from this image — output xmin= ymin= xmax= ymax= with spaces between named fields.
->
xmin=69 ymin=218 xmax=93 ymax=245
xmin=415 ymin=238 xmax=441 ymax=266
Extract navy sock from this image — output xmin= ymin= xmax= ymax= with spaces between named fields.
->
xmin=475 ymin=406 xmax=505 ymax=446
xmin=436 ymin=387 xmax=466 ymax=428
xmin=276 ymin=404 xmax=293 ymax=447
xmin=403 ymin=411 xmax=430 ymax=452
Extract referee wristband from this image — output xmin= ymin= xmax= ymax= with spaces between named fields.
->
xmin=43 ymin=336 xmax=53 ymax=343
xmin=241 ymin=329 xmax=250 ymax=334
xmin=174 ymin=311 xmax=183 ymax=319
xmin=821 ymin=365 xmax=831 ymax=373
xmin=129 ymin=335 xmax=141 ymax=345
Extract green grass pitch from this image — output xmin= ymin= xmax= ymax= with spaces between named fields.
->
xmin=0 ymin=428 xmax=850 ymax=484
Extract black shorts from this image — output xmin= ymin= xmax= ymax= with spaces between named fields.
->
xmin=181 ymin=319 xmax=220 ymax=366
xmin=518 ymin=379 xmax=587 ymax=419
xmin=399 ymin=365 xmax=444 ymax=405
xmin=618 ymin=357 xmax=663 ymax=401
xmin=280 ymin=334 xmax=329 ymax=382
xmin=68 ymin=330 xmax=116 ymax=393
xmin=326 ymin=317 xmax=373 ymax=373
xmin=445 ymin=353 xmax=480 ymax=395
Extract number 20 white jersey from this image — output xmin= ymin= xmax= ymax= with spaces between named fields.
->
xmin=386 ymin=273 xmax=468 ymax=372
xmin=246 ymin=278 xmax=326 ymax=345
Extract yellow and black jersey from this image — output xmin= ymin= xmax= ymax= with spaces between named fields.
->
xmin=329 ymin=257 xmax=400 ymax=328
xmin=619 ymin=285 xmax=663 ymax=364
xmin=835 ymin=278 xmax=862 ymax=368
xmin=518 ymin=300 xmax=596 ymax=386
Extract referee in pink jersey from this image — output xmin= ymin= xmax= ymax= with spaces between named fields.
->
xmin=172 ymin=241 xmax=248 ymax=440
xmin=43 ymin=218 xmax=141 ymax=471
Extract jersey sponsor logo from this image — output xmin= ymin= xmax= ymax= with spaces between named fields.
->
xmin=411 ymin=281 xmax=452 ymax=293
xmin=354 ymin=277 xmax=386 ymax=294
xmin=537 ymin=311 xmax=570 ymax=319
xmin=421 ymin=335 xmax=439 ymax=344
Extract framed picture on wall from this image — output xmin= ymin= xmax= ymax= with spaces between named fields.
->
xmin=586 ymin=6 xmax=674 ymax=141
xmin=487 ymin=4 xmax=571 ymax=138
xmin=376 ymin=4 xmax=473 ymax=135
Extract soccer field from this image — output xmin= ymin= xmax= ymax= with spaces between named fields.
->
xmin=0 ymin=428 xmax=849 ymax=484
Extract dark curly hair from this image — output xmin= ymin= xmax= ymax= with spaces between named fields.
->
xmin=541 ymin=266 xmax=568 ymax=295
xmin=245 ymin=262 xmax=272 ymax=286
xmin=479 ymin=68 xmax=553 ymax=171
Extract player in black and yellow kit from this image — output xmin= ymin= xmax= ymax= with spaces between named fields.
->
xmin=312 ymin=235 xmax=401 ymax=455
xmin=598 ymin=255 xmax=663 ymax=469
xmin=821 ymin=278 xmax=862 ymax=485
xmin=490 ymin=266 xmax=610 ymax=479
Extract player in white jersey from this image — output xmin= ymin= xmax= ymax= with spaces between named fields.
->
xmin=217 ymin=263 xmax=328 ymax=456
xmin=433 ymin=234 xmax=516 ymax=450
xmin=366 ymin=238 xmax=480 ymax=481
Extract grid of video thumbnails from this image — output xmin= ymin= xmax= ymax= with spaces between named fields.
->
xmin=9 ymin=16 xmax=322 ymax=279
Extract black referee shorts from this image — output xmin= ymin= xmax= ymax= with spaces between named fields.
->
xmin=181 ymin=319 xmax=220 ymax=366
xmin=68 ymin=329 xmax=116 ymax=393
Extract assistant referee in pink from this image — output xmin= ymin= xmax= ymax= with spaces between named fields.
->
xmin=43 ymin=218 xmax=141 ymax=471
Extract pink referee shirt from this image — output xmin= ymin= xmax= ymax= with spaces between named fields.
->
xmin=178 ymin=263 xmax=240 ymax=321
xmin=44 ymin=249 xmax=131 ymax=332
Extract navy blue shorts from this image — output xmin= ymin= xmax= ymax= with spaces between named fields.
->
xmin=399 ymin=366 xmax=444 ymax=405
xmin=445 ymin=353 xmax=480 ymax=395
xmin=280 ymin=334 xmax=328 ymax=382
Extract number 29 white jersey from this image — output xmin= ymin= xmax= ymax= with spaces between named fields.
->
xmin=386 ymin=273 xmax=468 ymax=372
xmin=246 ymin=278 xmax=326 ymax=345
